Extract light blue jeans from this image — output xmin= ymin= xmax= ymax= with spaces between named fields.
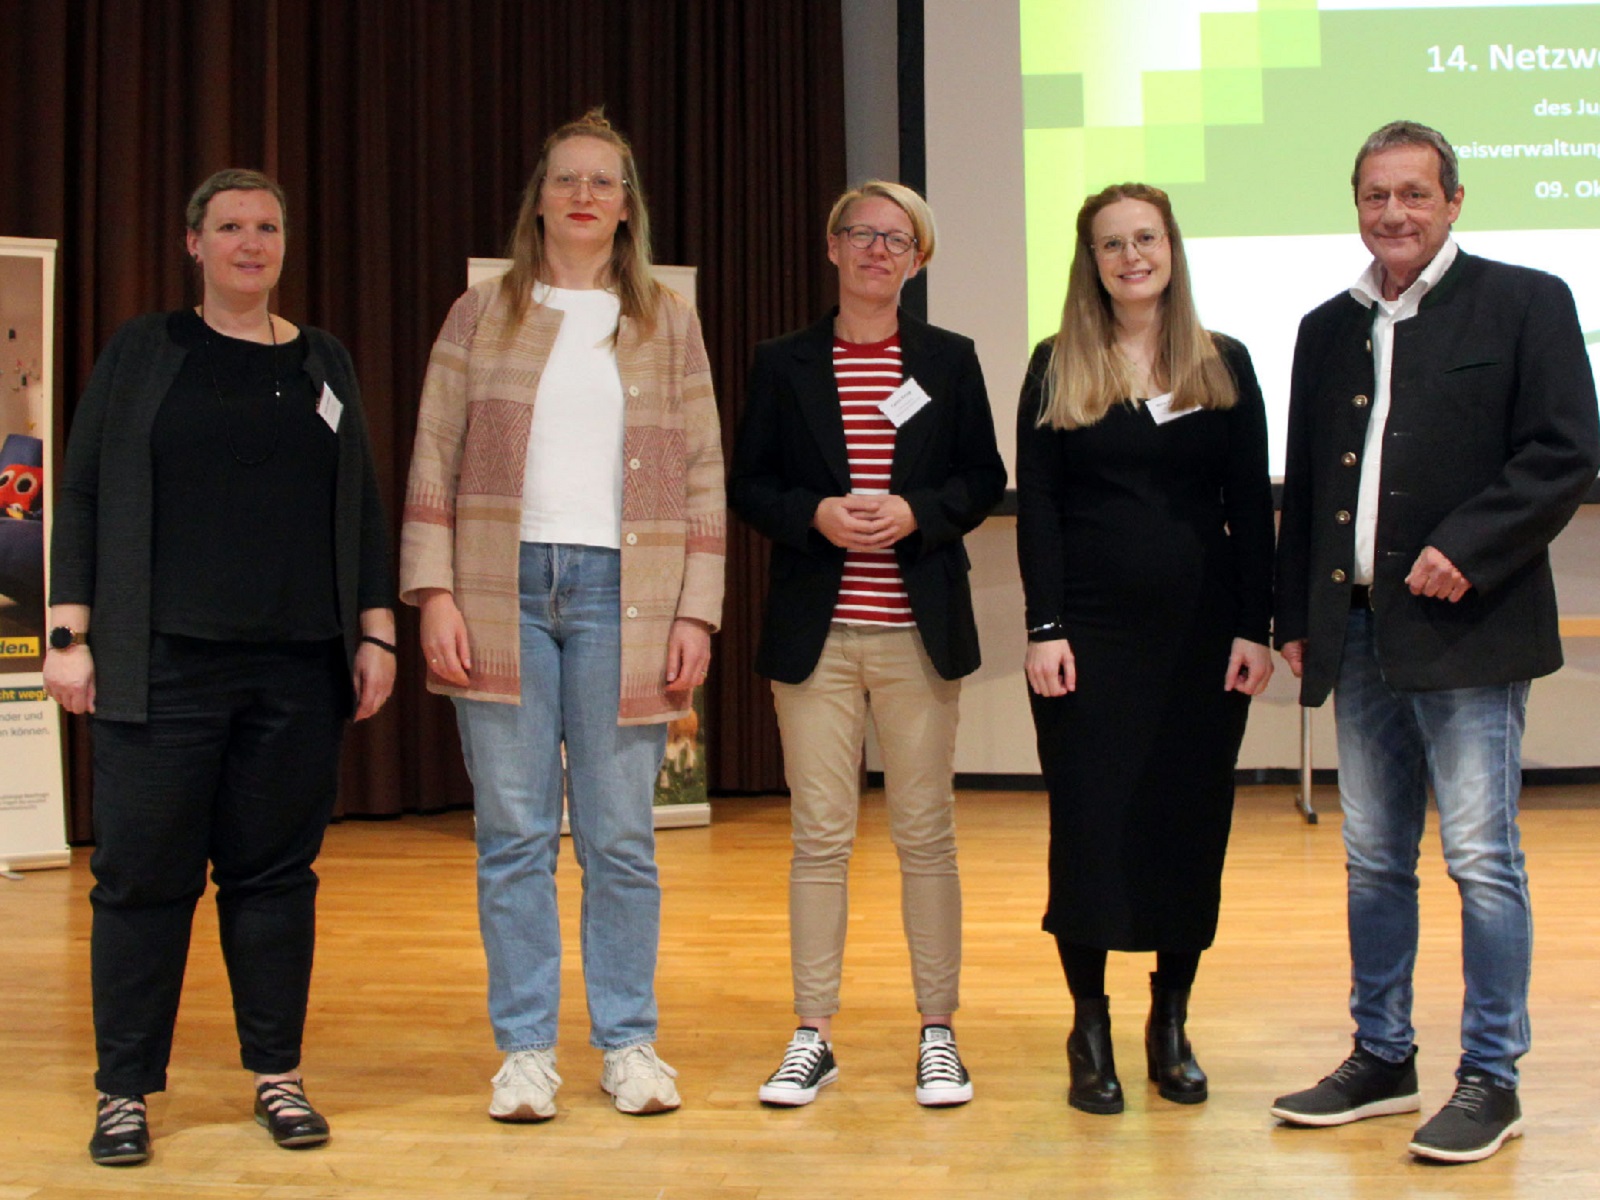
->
xmin=1334 ymin=610 xmax=1533 ymax=1087
xmin=454 ymin=542 xmax=668 ymax=1052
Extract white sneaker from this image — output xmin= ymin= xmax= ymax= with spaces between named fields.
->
xmin=489 ymin=1048 xmax=561 ymax=1122
xmin=600 ymin=1044 xmax=681 ymax=1115
xmin=758 ymin=1028 xmax=838 ymax=1106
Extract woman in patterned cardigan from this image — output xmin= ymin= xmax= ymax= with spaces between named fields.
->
xmin=400 ymin=111 xmax=724 ymax=1123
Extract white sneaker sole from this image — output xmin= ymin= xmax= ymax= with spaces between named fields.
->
xmin=916 ymin=1080 xmax=973 ymax=1106
xmin=1408 ymin=1118 xmax=1525 ymax=1163
xmin=759 ymin=1067 xmax=839 ymax=1107
xmin=489 ymin=1101 xmax=556 ymax=1123
xmin=602 ymin=1085 xmax=681 ymax=1115
xmin=1270 ymin=1091 xmax=1420 ymax=1127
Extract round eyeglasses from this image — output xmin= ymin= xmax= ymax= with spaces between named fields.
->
xmin=834 ymin=224 xmax=918 ymax=256
xmin=1090 ymin=228 xmax=1166 ymax=259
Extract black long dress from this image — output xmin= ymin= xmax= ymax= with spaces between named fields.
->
xmin=1015 ymin=335 xmax=1275 ymax=952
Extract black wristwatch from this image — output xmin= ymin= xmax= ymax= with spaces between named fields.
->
xmin=49 ymin=626 xmax=89 ymax=650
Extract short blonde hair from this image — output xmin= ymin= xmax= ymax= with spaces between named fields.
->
xmin=826 ymin=181 xmax=937 ymax=266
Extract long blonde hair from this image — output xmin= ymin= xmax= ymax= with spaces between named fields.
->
xmin=498 ymin=108 xmax=660 ymax=337
xmin=1037 ymin=183 xmax=1234 ymax=430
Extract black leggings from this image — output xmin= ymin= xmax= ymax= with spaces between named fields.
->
xmin=1055 ymin=938 xmax=1202 ymax=999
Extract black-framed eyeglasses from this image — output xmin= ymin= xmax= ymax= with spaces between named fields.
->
xmin=834 ymin=224 xmax=918 ymax=256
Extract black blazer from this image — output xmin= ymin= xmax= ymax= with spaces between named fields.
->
xmin=1274 ymin=252 xmax=1600 ymax=704
xmin=729 ymin=309 xmax=1007 ymax=683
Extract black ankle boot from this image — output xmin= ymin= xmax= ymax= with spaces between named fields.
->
xmin=1145 ymin=973 xmax=1207 ymax=1104
xmin=1067 ymin=994 xmax=1123 ymax=1114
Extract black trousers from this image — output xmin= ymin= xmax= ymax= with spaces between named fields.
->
xmin=89 ymin=634 xmax=348 ymax=1095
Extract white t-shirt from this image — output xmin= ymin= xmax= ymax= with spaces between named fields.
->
xmin=520 ymin=284 xmax=625 ymax=548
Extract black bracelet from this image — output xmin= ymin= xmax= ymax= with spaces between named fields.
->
xmin=360 ymin=634 xmax=397 ymax=654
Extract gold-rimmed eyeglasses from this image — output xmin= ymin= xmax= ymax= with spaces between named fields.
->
xmin=545 ymin=170 xmax=627 ymax=201
xmin=1090 ymin=228 xmax=1166 ymax=259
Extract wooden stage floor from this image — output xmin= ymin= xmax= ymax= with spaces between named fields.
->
xmin=3 ymin=785 xmax=1597 ymax=1198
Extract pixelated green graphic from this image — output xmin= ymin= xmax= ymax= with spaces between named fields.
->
xmin=1021 ymin=1 xmax=1600 ymax=342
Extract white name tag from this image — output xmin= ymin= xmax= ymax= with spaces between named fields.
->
xmin=878 ymin=377 xmax=933 ymax=427
xmin=317 ymin=383 xmax=344 ymax=433
xmin=1144 ymin=393 xmax=1200 ymax=426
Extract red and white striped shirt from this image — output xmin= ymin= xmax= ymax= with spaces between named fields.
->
xmin=832 ymin=335 xmax=913 ymax=626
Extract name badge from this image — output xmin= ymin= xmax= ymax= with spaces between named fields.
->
xmin=317 ymin=383 xmax=344 ymax=433
xmin=1144 ymin=393 xmax=1200 ymax=426
xmin=878 ymin=377 xmax=933 ymax=427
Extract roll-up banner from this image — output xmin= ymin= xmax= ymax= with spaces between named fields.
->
xmin=0 ymin=237 xmax=68 ymax=872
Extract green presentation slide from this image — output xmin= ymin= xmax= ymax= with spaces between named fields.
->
xmin=1020 ymin=0 xmax=1600 ymax=349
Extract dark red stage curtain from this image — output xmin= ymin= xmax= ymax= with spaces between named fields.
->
xmin=0 ymin=0 xmax=842 ymax=833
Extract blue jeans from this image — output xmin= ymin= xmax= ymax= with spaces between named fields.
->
xmin=454 ymin=543 xmax=668 ymax=1052
xmin=1334 ymin=610 xmax=1532 ymax=1086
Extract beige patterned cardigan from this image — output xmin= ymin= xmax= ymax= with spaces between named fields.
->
xmin=400 ymin=280 xmax=725 ymax=724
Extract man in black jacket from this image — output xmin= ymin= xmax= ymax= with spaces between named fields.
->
xmin=1270 ymin=120 xmax=1599 ymax=1163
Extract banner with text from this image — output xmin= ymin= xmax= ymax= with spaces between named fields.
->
xmin=0 ymin=237 xmax=67 ymax=870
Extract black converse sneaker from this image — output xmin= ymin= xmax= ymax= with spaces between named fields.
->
xmin=758 ymin=1028 xmax=838 ymax=1107
xmin=1408 ymin=1072 xmax=1524 ymax=1163
xmin=915 ymin=1025 xmax=973 ymax=1106
xmin=1270 ymin=1042 xmax=1420 ymax=1126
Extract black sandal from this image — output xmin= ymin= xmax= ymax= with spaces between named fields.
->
xmin=89 ymin=1093 xmax=150 ymax=1166
xmin=254 ymin=1078 xmax=331 ymax=1148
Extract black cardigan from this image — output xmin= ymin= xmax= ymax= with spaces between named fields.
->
xmin=50 ymin=310 xmax=394 ymax=722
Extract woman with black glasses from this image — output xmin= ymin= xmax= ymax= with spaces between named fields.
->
xmin=730 ymin=181 xmax=1005 ymax=1110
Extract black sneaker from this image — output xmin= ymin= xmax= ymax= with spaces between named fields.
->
xmin=89 ymin=1093 xmax=150 ymax=1166
xmin=1408 ymin=1073 xmax=1524 ymax=1163
xmin=758 ymin=1028 xmax=838 ymax=1107
xmin=915 ymin=1024 xmax=973 ymax=1106
xmin=1270 ymin=1042 xmax=1420 ymax=1126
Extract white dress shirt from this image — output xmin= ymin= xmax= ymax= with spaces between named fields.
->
xmin=1347 ymin=237 xmax=1459 ymax=584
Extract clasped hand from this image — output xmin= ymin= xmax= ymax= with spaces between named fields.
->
xmin=813 ymin=493 xmax=916 ymax=550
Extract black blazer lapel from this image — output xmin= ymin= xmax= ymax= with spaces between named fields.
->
xmin=890 ymin=309 xmax=946 ymax=489
xmin=790 ymin=312 xmax=853 ymax=493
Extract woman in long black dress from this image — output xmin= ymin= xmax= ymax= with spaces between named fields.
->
xmin=1016 ymin=183 xmax=1274 ymax=1115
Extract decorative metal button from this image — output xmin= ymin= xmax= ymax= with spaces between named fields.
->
xmin=1341 ymin=451 xmax=1358 ymax=467
xmin=1331 ymin=568 xmax=1348 ymax=583
xmin=1352 ymin=394 xmax=1369 ymax=408
xmin=1335 ymin=510 xmax=1352 ymax=524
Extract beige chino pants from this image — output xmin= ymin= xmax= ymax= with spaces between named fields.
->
xmin=771 ymin=624 xmax=963 ymax=1018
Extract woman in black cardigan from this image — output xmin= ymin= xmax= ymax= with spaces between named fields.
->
xmin=44 ymin=169 xmax=394 ymax=1167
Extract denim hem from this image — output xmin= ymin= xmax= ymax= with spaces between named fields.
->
xmin=592 ymin=1035 xmax=658 ymax=1053
xmin=1355 ymin=1037 xmax=1413 ymax=1066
